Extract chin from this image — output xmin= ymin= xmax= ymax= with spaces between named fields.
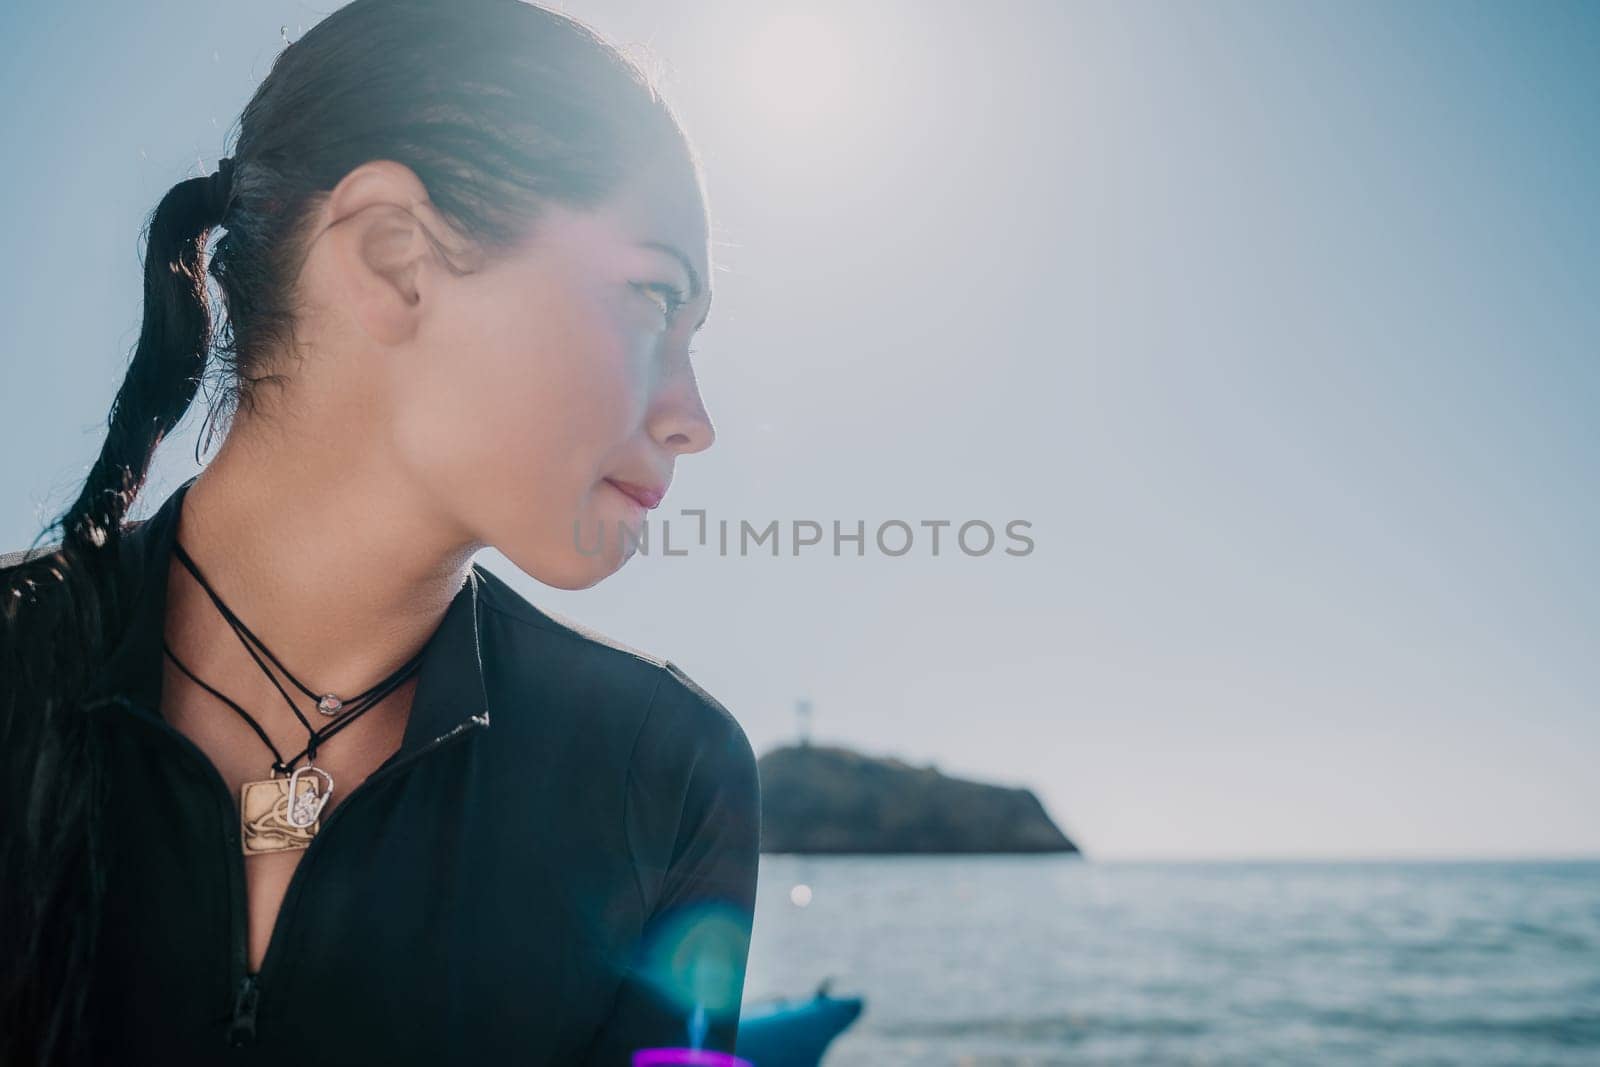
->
xmin=502 ymin=542 xmax=627 ymax=591
xmin=493 ymin=499 xmax=641 ymax=590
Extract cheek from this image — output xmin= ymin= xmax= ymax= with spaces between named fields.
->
xmin=388 ymin=271 xmax=654 ymax=548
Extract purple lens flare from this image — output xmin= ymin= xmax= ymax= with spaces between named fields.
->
xmin=631 ymin=1050 xmax=753 ymax=1067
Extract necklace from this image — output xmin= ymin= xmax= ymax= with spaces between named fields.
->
xmin=163 ymin=541 xmax=427 ymax=856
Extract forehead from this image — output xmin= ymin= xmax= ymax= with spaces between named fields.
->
xmin=602 ymin=152 xmax=710 ymax=278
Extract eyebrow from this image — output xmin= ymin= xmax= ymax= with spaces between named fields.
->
xmin=638 ymin=240 xmax=713 ymax=326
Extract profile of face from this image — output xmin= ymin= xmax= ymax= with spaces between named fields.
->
xmin=290 ymin=147 xmax=716 ymax=590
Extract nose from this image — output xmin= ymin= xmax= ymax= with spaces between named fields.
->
xmin=648 ymin=354 xmax=716 ymax=456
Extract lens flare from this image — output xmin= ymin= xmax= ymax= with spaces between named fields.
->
xmin=634 ymin=900 xmax=751 ymax=1019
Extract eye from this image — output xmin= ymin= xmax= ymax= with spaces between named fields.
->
xmin=632 ymin=281 xmax=687 ymax=324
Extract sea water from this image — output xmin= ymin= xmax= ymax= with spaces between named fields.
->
xmin=744 ymin=856 xmax=1600 ymax=1065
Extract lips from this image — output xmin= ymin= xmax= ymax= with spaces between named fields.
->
xmin=605 ymin=479 xmax=666 ymax=510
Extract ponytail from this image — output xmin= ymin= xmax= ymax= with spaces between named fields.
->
xmin=0 ymin=163 xmax=227 ymax=1066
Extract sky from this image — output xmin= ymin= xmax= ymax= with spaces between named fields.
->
xmin=1 ymin=0 xmax=1596 ymax=860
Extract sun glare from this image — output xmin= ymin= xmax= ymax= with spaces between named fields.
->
xmin=738 ymin=11 xmax=852 ymax=131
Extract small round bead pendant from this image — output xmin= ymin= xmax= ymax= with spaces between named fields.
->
xmin=316 ymin=693 xmax=344 ymax=717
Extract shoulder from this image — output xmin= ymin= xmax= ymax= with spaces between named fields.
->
xmin=632 ymin=660 xmax=760 ymax=863
xmin=472 ymin=560 xmax=666 ymax=671
xmin=468 ymin=562 xmax=755 ymax=784
xmin=626 ymin=662 xmax=761 ymax=915
xmin=470 ymin=562 xmax=667 ymax=711
xmin=464 ymin=562 xmax=760 ymax=916
xmin=642 ymin=660 xmax=758 ymax=789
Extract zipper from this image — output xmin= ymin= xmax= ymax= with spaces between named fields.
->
xmin=228 ymin=973 xmax=260 ymax=1046
xmin=106 ymin=695 xmax=489 ymax=1048
xmin=234 ymin=709 xmax=491 ymax=1043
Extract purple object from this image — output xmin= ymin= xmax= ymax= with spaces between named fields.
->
xmin=632 ymin=1050 xmax=754 ymax=1067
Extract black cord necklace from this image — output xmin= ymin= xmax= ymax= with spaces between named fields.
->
xmin=163 ymin=540 xmax=427 ymax=856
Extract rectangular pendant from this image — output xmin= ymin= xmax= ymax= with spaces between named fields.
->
xmin=240 ymin=776 xmax=321 ymax=855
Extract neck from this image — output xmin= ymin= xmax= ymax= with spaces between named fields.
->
xmin=166 ymin=418 xmax=482 ymax=706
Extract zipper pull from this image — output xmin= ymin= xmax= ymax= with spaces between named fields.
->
xmin=228 ymin=973 xmax=260 ymax=1046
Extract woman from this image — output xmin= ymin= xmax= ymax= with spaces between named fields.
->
xmin=0 ymin=1 xmax=760 ymax=1064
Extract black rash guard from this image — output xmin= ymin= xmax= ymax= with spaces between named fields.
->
xmin=58 ymin=475 xmax=761 ymax=1065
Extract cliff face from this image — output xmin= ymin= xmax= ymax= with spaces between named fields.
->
xmin=756 ymin=744 xmax=1079 ymax=855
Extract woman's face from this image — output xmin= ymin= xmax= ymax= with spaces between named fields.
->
xmin=386 ymin=151 xmax=716 ymax=589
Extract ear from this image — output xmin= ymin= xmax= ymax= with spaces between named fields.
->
xmin=321 ymin=160 xmax=478 ymax=346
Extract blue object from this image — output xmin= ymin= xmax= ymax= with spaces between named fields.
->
xmin=734 ymin=979 xmax=864 ymax=1067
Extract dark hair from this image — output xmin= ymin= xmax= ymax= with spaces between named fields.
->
xmin=0 ymin=2 xmax=688 ymax=1061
